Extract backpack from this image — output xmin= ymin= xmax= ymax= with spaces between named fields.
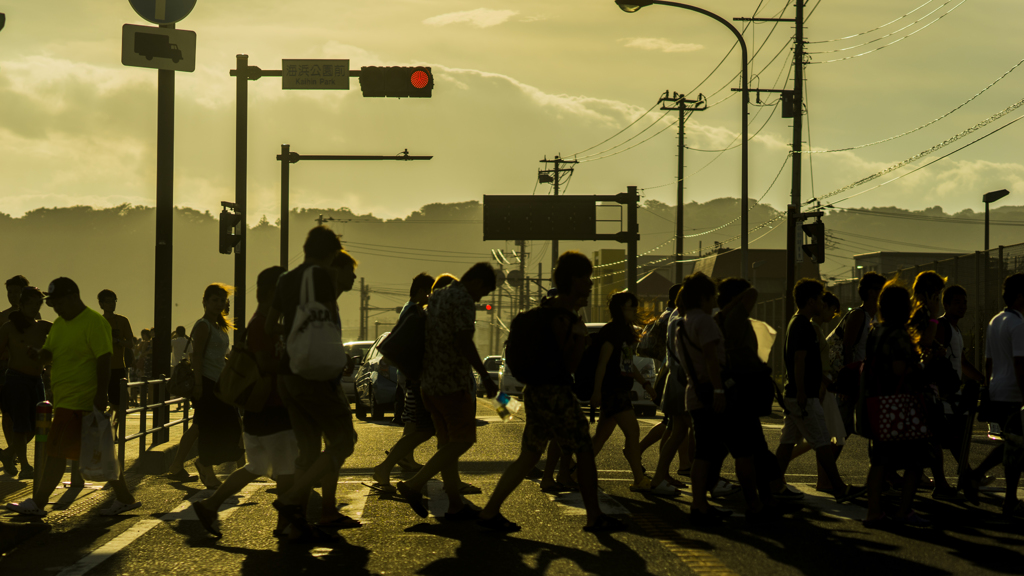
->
xmin=573 ymin=339 xmax=603 ymax=402
xmin=636 ymin=314 xmax=668 ymax=360
xmin=168 ymin=327 xmax=199 ymax=399
xmin=378 ymin=306 xmax=427 ymax=382
xmin=505 ymin=306 xmax=576 ymax=386
xmin=286 ymin=266 xmax=347 ymax=381
xmin=217 ymin=340 xmax=273 ymax=412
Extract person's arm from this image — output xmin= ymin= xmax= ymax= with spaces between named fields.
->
xmin=703 ymin=340 xmax=725 ymax=413
xmin=455 ymin=329 xmax=494 ymax=397
xmin=985 ymin=358 xmax=993 ymax=387
xmin=843 ymin=309 xmax=865 ymax=365
xmin=0 ymin=324 xmax=9 ymax=359
xmin=592 ymin=341 xmax=614 ymax=407
xmin=94 ymin=353 xmax=111 ymax=411
xmin=191 ymin=322 xmax=211 ymax=388
xmin=794 ymin=350 xmax=807 ymax=410
xmin=962 ymin=357 xmax=984 ymax=383
xmin=122 ymin=318 xmax=135 ymax=367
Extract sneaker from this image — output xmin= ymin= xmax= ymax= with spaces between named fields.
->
xmin=629 ymin=477 xmax=653 ymax=492
xmin=17 ymin=465 xmax=34 ymax=481
xmin=650 ymin=480 xmax=680 ymax=496
xmin=6 ymin=498 xmax=46 ymax=517
xmin=711 ymin=480 xmax=741 ymax=498
xmin=100 ymin=499 xmax=142 ymax=516
xmin=773 ymin=485 xmax=805 ymax=500
xmin=0 ymin=450 xmax=17 ymax=477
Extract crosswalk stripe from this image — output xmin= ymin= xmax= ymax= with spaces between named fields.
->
xmin=531 ymin=480 xmax=631 ymax=516
xmin=56 ymin=484 xmax=262 ymax=576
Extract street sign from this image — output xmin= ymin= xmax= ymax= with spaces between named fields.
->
xmin=506 ymin=270 xmax=525 ymax=288
xmin=494 ymin=269 xmax=506 ymax=286
xmin=122 ymin=24 xmax=196 ymax=72
xmin=483 ymin=196 xmax=597 ymax=241
xmin=282 ymin=59 xmax=350 ymax=90
xmin=129 ymin=0 xmax=197 ymax=25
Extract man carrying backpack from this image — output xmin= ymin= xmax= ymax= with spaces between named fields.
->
xmin=477 ymin=251 xmax=625 ymax=533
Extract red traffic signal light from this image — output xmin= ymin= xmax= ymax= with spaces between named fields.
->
xmin=359 ymin=66 xmax=433 ymax=98
xmin=476 ymin=303 xmax=494 ymax=313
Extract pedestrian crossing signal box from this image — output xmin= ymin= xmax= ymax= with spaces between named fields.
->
xmin=801 ymin=221 xmax=825 ymax=263
xmin=219 ymin=207 xmax=243 ymax=255
xmin=359 ymin=66 xmax=433 ymax=98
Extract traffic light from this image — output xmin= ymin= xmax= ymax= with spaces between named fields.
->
xmin=359 ymin=66 xmax=433 ymax=98
xmin=802 ymin=220 xmax=825 ymax=263
xmin=219 ymin=206 xmax=242 ymax=255
xmin=476 ymin=303 xmax=494 ymax=313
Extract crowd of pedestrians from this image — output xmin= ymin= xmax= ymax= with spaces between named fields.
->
xmin=1 ymin=228 xmax=1022 ymax=541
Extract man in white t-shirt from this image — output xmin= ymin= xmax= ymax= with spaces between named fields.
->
xmin=962 ymin=274 xmax=1024 ymax=519
xmin=170 ymin=325 xmax=191 ymax=368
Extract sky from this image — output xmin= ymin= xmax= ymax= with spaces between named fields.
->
xmin=2 ymin=0 xmax=1023 ymax=227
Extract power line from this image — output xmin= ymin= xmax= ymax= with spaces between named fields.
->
xmin=574 ymin=109 xmax=674 ymax=161
xmin=833 ymin=207 xmax=1024 ymax=227
xmin=798 ymin=56 xmax=1024 ymax=153
xmin=566 ymin=100 xmax=661 ymax=158
xmin=809 ymin=0 xmax=969 ymax=64
xmin=807 ymin=0 xmax=938 ymax=43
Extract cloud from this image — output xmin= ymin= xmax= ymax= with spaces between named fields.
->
xmin=423 ymin=8 xmax=519 ymax=29
xmin=621 ymin=37 xmax=703 ymax=54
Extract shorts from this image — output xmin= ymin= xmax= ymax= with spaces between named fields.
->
xmin=780 ymin=398 xmax=832 ymax=450
xmin=600 ymin=389 xmax=633 ymax=420
xmin=280 ymin=375 xmax=357 ymax=471
xmin=690 ymin=406 xmax=762 ymax=462
xmin=243 ymin=430 xmax=300 ymax=477
xmin=822 ymin=392 xmax=847 ymax=446
xmin=108 ymin=368 xmax=127 ymax=408
xmin=422 ymin=388 xmax=476 ymax=445
xmin=522 ymin=384 xmax=592 ymax=455
xmin=47 ymin=408 xmax=87 ymax=460
xmin=1 ymin=369 xmax=44 ymax=435
xmin=402 ymin=384 xmax=436 ymax=434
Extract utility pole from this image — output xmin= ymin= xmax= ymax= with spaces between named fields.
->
xmin=786 ymin=0 xmax=805 ymax=320
xmin=517 ymin=241 xmax=528 ymax=313
xmin=359 ymin=278 xmax=367 ymax=340
xmin=233 ymin=54 xmax=249 ymax=345
xmin=658 ymin=91 xmax=706 ymax=283
xmin=539 ymin=155 xmax=577 ymax=274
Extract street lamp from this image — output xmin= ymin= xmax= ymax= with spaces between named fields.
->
xmin=982 ymin=189 xmax=1009 ymax=252
xmin=615 ymin=0 xmax=750 ymax=279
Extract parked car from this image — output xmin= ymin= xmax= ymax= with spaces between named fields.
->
xmin=353 ymin=333 xmax=401 ymax=421
xmin=482 ymin=356 xmax=503 ymax=397
xmin=341 ymin=340 xmax=375 ymax=402
xmin=498 ymin=344 xmax=525 ymax=398
xmin=585 ymin=323 xmax=658 ymax=418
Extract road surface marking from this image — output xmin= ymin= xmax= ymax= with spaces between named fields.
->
xmin=56 ymin=484 xmax=261 ymax=576
xmin=533 ymin=481 xmax=630 ymax=516
xmin=634 ymin=513 xmax=739 ymax=575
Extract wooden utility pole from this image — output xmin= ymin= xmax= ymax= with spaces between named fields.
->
xmin=658 ymin=91 xmax=706 ymax=283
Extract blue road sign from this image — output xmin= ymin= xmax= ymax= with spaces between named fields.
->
xmin=129 ymin=0 xmax=197 ymax=25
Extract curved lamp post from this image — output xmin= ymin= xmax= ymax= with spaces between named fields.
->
xmin=615 ymin=0 xmax=750 ymax=279
xmin=982 ymin=189 xmax=1009 ymax=252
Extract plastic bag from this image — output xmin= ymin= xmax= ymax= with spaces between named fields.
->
xmin=80 ymin=409 xmax=119 ymax=481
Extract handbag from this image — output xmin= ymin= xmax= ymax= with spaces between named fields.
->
xmin=866 ymin=392 xmax=932 ymax=442
xmin=378 ymin=306 xmax=427 ymax=382
xmin=80 ymin=409 xmax=119 ymax=481
xmin=217 ymin=341 xmax=273 ymax=413
xmin=287 ymin=266 xmax=347 ymax=381
xmin=168 ymin=327 xmax=199 ymax=399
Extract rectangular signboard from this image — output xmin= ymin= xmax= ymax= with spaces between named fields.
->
xmin=483 ymin=196 xmax=597 ymax=241
xmin=121 ymin=24 xmax=196 ymax=72
xmin=282 ymin=59 xmax=350 ymax=90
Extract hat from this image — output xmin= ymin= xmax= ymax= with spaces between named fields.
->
xmin=44 ymin=277 xmax=79 ymax=299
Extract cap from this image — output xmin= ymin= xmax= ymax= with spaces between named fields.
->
xmin=44 ymin=277 xmax=79 ymax=299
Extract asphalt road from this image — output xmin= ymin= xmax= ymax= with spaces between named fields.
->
xmin=1 ymin=399 xmax=1022 ymax=576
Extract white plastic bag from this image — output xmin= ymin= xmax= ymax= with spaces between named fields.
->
xmin=80 ymin=409 xmax=119 ymax=481
xmin=287 ymin=266 xmax=347 ymax=381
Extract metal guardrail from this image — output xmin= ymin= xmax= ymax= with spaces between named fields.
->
xmin=114 ymin=377 xmax=191 ymax=470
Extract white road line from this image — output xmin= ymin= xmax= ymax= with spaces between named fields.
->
xmin=535 ymin=482 xmax=631 ymax=516
xmin=56 ymin=484 xmax=262 ymax=576
xmin=336 ymin=483 xmax=372 ymax=521
xmin=425 ymin=480 xmax=448 ymax=518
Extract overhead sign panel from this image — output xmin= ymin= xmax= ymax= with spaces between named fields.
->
xmin=282 ymin=59 xmax=350 ymax=90
xmin=483 ymin=196 xmax=597 ymax=241
xmin=129 ymin=0 xmax=198 ymax=25
xmin=121 ymin=24 xmax=196 ymax=72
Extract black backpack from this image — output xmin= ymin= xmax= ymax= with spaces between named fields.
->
xmin=505 ymin=307 xmax=576 ymax=386
xmin=573 ymin=339 xmax=603 ymax=401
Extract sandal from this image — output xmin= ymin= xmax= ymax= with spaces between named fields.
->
xmin=478 ymin=512 xmax=521 ymax=533
xmin=834 ymin=485 xmax=868 ymax=504
xmin=272 ymin=500 xmax=313 ymax=538
xmin=583 ymin=515 xmax=626 ymax=533
xmin=396 ymin=481 xmax=429 ymax=518
xmin=458 ymin=482 xmax=483 ymax=495
xmin=167 ymin=469 xmax=197 ymax=482
xmin=443 ymin=506 xmax=480 ymax=521
xmin=363 ymin=482 xmax=397 ymax=494
xmin=540 ymin=482 xmax=572 ymax=494
xmin=192 ymin=502 xmax=222 ymax=537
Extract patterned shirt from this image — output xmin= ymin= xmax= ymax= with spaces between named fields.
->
xmin=420 ymin=281 xmax=476 ymax=396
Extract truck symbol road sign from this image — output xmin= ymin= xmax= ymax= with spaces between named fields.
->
xmin=122 ymin=24 xmax=196 ymax=72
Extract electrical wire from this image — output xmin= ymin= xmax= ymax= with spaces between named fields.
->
xmin=833 ymin=207 xmax=1024 ymax=227
xmin=810 ymin=0 xmax=969 ymax=64
xmin=810 ymin=98 xmax=1024 ymax=205
xmin=566 ymin=100 xmax=662 ymax=158
xmin=573 ymin=109 xmax=674 ymax=161
xmin=807 ymin=0 xmax=937 ymax=43
xmin=808 ymin=0 xmax=961 ymax=54
xmin=797 ymin=56 xmax=1024 ymax=153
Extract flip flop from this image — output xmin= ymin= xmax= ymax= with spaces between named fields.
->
xmin=443 ymin=506 xmax=480 ymax=521
xmin=540 ymin=482 xmax=572 ymax=494
xmin=458 ymin=482 xmax=483 ymax=495
xmin=363 ymin=482 xmax=398 ymax=494
xmin=191 ymin=502 xmax=222 ymax=537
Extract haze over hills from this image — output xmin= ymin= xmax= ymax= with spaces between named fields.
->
xmin=3 ymin=200 xmax=1022 ymax=344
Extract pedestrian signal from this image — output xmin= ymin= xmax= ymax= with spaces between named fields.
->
xmin=219 ymin=208 xmax=242 ymax=255
xmin=359 ymin=66 xmax=433 ymax=98
xmin=801 ymin=221 xmax=825 ymax=263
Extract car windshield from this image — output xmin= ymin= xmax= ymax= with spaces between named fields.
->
xmin=484 ymin=357 xmax=502 ymax=371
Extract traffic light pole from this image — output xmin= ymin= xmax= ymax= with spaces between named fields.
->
xmin=153 ymin=23 xmax=175 ymax=380
xmin=277 ymin=149 xmax=432 ymax=269
xmin=234 ymin=54 xmax=249 ymax=343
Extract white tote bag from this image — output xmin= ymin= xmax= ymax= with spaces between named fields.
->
xmin=80 ymin=409 xmax=119 ymax=481
xmin=287 ymin=266 xmax=347 ymax=381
